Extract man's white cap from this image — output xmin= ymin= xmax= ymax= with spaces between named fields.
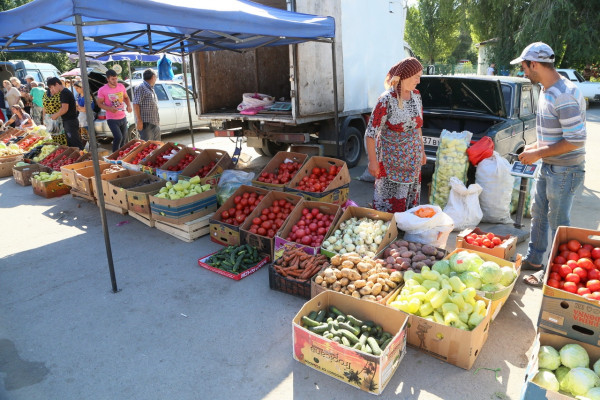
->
xmin=510 ymin=42 xmax=555 ymax=64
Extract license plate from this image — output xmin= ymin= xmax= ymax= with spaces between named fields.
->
xmin=423 ymin=136 xmax=440 ymax=147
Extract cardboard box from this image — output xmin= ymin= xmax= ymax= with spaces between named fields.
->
xmin=274 ymin=201 xmax=341 ymax=261
xmin=520 ymin=331 xmax=600 ymax=399
xmin=91 ymin=168 xmax=144 ymax=204
xmin=156 ymin=147 xmax=203 ymax=182
xmin=539 ymin=226 xmax=600 ymax=346
xmin=198 ymin=251 xmax=269 ymax=280
xmin=149 ymin=184 xmax=218 ymax=224
xmin=60 ymin=160 xmax=96 ymax=187
xmin=445 ymin=248 xmax=522 ymax=321
xmin=139 ymin=142 xmax=184 ymax=175
xmin=73 ymin=163 xmax=114 ymax=197
xmin=320 ymin=206 xmax=398 ymax=259
xmin=209 ymin=185 xmax=269 ymax=246
xmin=456 ymin=227 xmax=518 ymax=260
xmin=239 ymin=191 xmax=303 ymax=259
xmin=39 ymin=146 xmax=77 ymax=167
xmin=104 ymin=139 xmax=145 ymax=164
xmin=105 ymin=174 xmax=163 ymax=209
xmin=285 ymin=156 xmax=350 ymax=204
xmin=12 ymin=163 xmax=48 ymax=186
xmin=0 ymin=155 xmax=24 ymax=178
xmin=251 ymin=151 xmax=308 ymax=191
xmin=180 ymin=149 xmax=233 ymax=186
xmin=127 ymin=181 xmax=166 ymax=216
xmin=31 ymin=175 xmax=71 ymax=198
xmin=293 ymin=291 xmax=408 ymax=395
xmin=120 ymin=140 xmax=163 ymax=171
xmin=386 ymin=291 xmax=491 ymax=370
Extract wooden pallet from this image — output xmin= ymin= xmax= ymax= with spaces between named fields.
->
xmin=71 ymin=188 xmax=95 ymax=202
xmin=102 ymin=202 xmax=128 ymax=215
xmin=129 ymin=210 xmax=155 ymax=227
xmin=155 ymin=213 xmax=213 ymax=242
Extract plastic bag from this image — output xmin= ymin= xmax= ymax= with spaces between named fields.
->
xmin=467 ymin=136 xmax=494 ymax=166
xmin=429 ymin=129 xmax=472 ymax=208
xmin=395 ymin=204 xmax=455 ymax=248
xmin=237 ymin=93 xmax=274 ymax=113
xmin=443 ymin=177 xmax=483 ymax=231
xmin=510 ymin=173 xmax=537 ymax=218
xmin=476 ymin=151 xmax=514 ymax=224
xmin=216 ymin=170 xmax=255 ymax=206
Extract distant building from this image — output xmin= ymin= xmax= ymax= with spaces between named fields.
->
xmin=475 ymin=38 xmax=498 ymax=75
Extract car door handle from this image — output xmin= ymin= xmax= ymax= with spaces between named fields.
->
xmin=175 ymin=102 xmax=181 ymax=106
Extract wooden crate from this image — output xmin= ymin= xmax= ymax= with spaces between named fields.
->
xmin=102 ymin=202 xmax=128 ymax=215
xmin=155 ymin=213 xmax=212 ymax=242
xmin=129 ymin=210 xmax=155 ymax=227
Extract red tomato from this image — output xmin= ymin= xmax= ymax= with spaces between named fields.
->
xmin=554 ymin=255 xmax=567 ymax=265
xmin=587 ymin=280 xmax=600 ymax=292
xmin=566 ymin=260 xmax=578 ymax=269
xmin=578 ymin=248 xmax=592 ymax=259
xmin=578 ymin=287 xmax=592 ymax=296
xmin=595 ymin=259 xmax=600 ymax=269
xmin=565 ymin=273 xmax=580 ymax=284
xmin=312 ymin=167 xmax=321 ymax=175
xmin=563 ymin=281 xmax=578 ymax=293
xmin=592 ymin=248 xmax=600 ymax=260
xmin=221 ymin=210 xmax=230 ymax=219
xmin=301 ymin=235 xmax=312 ymax=245
xmin=567 ymin=239 xmax=582 ymax=252
xmin=567 ymin=252 xmax=580 ymax=261
xmin=591 ymin=292 xmax=600 ymax=301
xmin=492 ymin=237 xmax=502 ymax=246
xmin=234 ymin=195 xmax=242 ymax=204
xmin=252 ymin=217 xmax=262 ymax=225
xmin=257 ymin=227 xmax=266 ymax=236
xmin=261 ymin=221 xmax=272 ymax=230
xmin=577 ymin=258 xmax=594 ymax=271
xmin=235 ymin=214 xmax=245 ymax=223
xmin=549 ymin=272 xmax=562 ymax=282
xmin=559 ymin=243 xmax=568 ymax=252
xmin=559 ymin=264 xmax=573 ymax=278
xmin=551 ymin=264 xmax=561 ymax=273
xmin=588 ymin=269 xmax=600 ymax=281
xmin=573 ymin=267 xmax=588 ymax=281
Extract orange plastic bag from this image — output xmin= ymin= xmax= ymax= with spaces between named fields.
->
xmin=467 ymin=136 xmax=494 ymax=166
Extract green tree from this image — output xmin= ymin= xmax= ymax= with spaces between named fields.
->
xmin=515 ymin=0 xmax=600 ymax=69
xmin=405 ymin=0 xmax=462 ymax=64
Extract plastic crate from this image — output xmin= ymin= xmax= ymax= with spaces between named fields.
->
xmin=268 ymin=263 xmax=311 ymax=299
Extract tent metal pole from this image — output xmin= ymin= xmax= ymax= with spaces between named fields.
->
xmin=331 ymin=39 xmax=340 ymax=158
xmin=181 ymin=44 xmax=195 ymax=148
xmin=127 ymin=60 xmax=132 ymax=87
xmin=74 ymin=14 xmax=119 ymax=293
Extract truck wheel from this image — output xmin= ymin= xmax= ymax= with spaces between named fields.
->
xmin=259 ymin=140 xmax=289 ymax=157
xmin=341 ymin=126 xmax=363 ymax=168
xmin=126 ymin=124 xmax=139 ymax=141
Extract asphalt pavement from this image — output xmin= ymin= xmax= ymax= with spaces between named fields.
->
xmin=1 ymin=104 xmax=599 ymax=400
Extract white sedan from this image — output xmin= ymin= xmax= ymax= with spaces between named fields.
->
xmin=93 ymin=81 xmax=206 ymax=142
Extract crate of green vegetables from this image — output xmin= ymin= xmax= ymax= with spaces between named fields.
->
xmin=197 ymin=244 xmax=269 ymax=280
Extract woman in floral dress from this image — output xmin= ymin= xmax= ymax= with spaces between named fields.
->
xmin=365 ymin=57 xmax=426 ymax=213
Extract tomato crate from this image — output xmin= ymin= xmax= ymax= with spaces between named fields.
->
xmin=139 ymin=142 xmax=185 ymax=175
xmin=284 ymin=156 xmax=350 ymax=204
xmin=104 ymin=139 xmax=145 ymax=164
xmin=198 ymin=250 xmax=269 ymax=281
xmin=252 ymin=151 xmax=308 ymax=191
xmin=156 ymin=147 xmax=203 ymax=182
xmin=180 ymin=149 xmax=233 ymax=186
xmin=456 ymin=227 xmax=518 ymax=261
xmin=120 ymin=140 xmax=164 ymax=171
xmin=268 ymin=263 xmax=311 ymax=299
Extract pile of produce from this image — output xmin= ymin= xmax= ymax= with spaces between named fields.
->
xmin=378 ymin=239 xmax=446 ymax=272
xmin=189 ymin=161 xmax=216 ymax=178
xmin=532 ymin=342 xmax=600 ymax=398
xmin=257 ymin=161 xmax=302 ymax=185
xmin=17 ymin=136 xmax=41 ymax=149
xmin=219 ymin=191 xmax=265 ymax=226
xmin=204 ymin=244 xmax=262 ymax=274
xmin=14 ymin=161 xmax=29 ymax=168
xmin=388 ymin=266 xmax=488 ymax=330
xmin=441 ymin=250 xmax=517 ymax=292
xmin=101 ymin=165 xmax=126 ymax=175
xmin=40 ymin=148 xmax=67 ymax=166
xmin=464 ymin=231 xmax=509 ymax=249
xmin=247 ymin=198 xmax=295 ymax=238
xmin=547 ymin=239 xmax=600 ymax=298
xmin=129 ymin=143 xmax=159 ymax=165
xmin=164 ymin=152 xmax=197 ymax=172
xmin=430 ymin=129 xmax=470 ymax=208
xmin=144 ymin=147 xmax=179 ymax=169
xmin=32 ymin=171 xmax=62 ymax=182
xmin=285 ymin=207 xmax=336 ymax=247
xmin=25 ymin=137 xmax=54 ymax=151
xmin=300 ymin=306 xmax=394 ymax=355
xmin=116 ymin=142 xmax=142 ymax=160
xmin=154 ymin=176 xmax=211 ymax=199
xmin=292 ymin=165 xmax=342 ymax=193
xmin=49 ymin=152 xmax=80 ymax=171
xmin=31 ymin=145 xmax=57 ymax=162
xmin=314 ymin=252 xmax=402 ymax=302
xmin=321 ymin=217 xmax=389 ymax=258
xmin=273 ymin=247 xmax=329 ymax=281
xmin=0 ymin=142 xmax=23 ymax=157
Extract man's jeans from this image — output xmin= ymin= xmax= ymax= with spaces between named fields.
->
xmin=139 ymin=123 xmax=161 ymax=141
xmin=62 ymin=118 xmax=83 ymax=150
xmin=525 ymin=162 xmax=585 ymax=268
xmin=107 ymin=117 xmax=128 ymax=152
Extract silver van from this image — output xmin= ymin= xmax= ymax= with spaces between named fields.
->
xmin=10 ymin=60 xmax=62 ymax=84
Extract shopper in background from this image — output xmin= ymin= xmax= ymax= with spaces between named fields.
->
xmin=365 ymin=57 xmax=426 ymax=213
xmin=3 ymin=80 xmax=22 ymax=117
xmin=30 ymin=82 xmax=45 ymax=125
xmin=73 ymin=80 xmax=93 ymax=147
xmin=4 ymin=104 xmax=35 ymax=129
xmin=511 ymin=42 xmax=587 ymax=286
xmin=133 ymin=69 xmax=161 ymax=141
xmin=47 ymin=77 xmax=83 ymax=149
xmin=97 ymin=69 xmax=132 ymax=152
xmin=42 ymin=85 xmax=62 ymax=133
xmin=487 ymin=63 xmax=496 ymax=76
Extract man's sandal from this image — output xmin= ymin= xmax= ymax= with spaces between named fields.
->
xmin=523 ymin=270 xmax=544 ymax=287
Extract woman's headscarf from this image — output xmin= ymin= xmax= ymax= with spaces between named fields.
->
xmin=385 ymin=57 xmax=423 ymax=90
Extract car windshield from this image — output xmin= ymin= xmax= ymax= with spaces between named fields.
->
xmin=164 ymin=83 xmax=190 ymax=100
xmin=574 ymin=70 xmax=586 ymax=83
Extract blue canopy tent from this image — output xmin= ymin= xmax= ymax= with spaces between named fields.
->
xmin=0 ymin=0 xmax=336 ymax=292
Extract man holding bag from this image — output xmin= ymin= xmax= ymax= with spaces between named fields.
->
xmin=511 ymin=42 xmax=587 ymax=286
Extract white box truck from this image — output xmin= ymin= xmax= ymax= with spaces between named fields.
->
xmin=193 ymin=0 xmax=409 ymax=167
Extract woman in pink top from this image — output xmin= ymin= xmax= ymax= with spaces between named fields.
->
xmin=96 ymin=69 xmax=132 ymax=152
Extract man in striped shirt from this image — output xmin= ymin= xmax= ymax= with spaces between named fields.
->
xmin=511 ymin=42 xmax=586 ymax=286
xmin=133 ymin=69 xmax=160 ymax=141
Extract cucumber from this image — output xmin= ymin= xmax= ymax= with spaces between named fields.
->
xmin=312 ymin=323 xmax=329 ymax=334
xmin=381 ymin=337 xmax=392 ymax=350
xmin=315 ymin=310 xmax=327 ymax=322
xmin=308 ymin=311 xmax=318 ymax=320
xmin=352 ymin=342 xmax=363 ymax=351
xmin=332 ymin=336 xmax=341 ymax=343
xmin=347 ymin=315 xmax=363 ymax=327
xmin=329 ymin=306 xmax=346 ymax=318
xmin=301 ymin=316 xmax=321 ymax=328
xmin=359 ymin=333 xmax=368 ymax=346
xmin=364 ymin=343 xmax=372 ymax=354
xmin=341 ymin=336 xmax=351 ymax=347
xmin=336 ymin=315 xmax=346 ymax=323
xmin=338 ymin=322 xmax=360 ymax=337
xmin=339 ymin=329 xmax=359 ymax=344
xmin=367 ymin=337 xmax=382 ymax=356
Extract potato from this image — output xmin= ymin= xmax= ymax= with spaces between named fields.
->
xmin=325 ymin=274 xmax=337 ymax=284
xmin=332 ymin=282 xmax=342 ymax=292
xmin=359 ymin=286 xmax=372 ymax=296
xmin=366 ymin=281 xmax=374 ymax=289
xmin=361 ymin=295 xmax=377 ymax=302
xmin=421 ymin=245 xmax=437 ymax=256
xmin=378 ymin=272 xmax=390 ymax=280
xmin=413 ymin=261 xmax=427 ymax=269
xmin=371 ymin=282 xmax=383 ymax=296
xmin=401 ymin=251 xmax=414 ymax=259
xmin=367 ymin=274 xmax=378 ymax=283
xmin=354 ymin=279 xmax=367 ymax=289
xmin=385 ymin=279 xmax=397 ymax=289
xmin=341 ymin=260 xmax=355 ymax=269
xmin=341 ymin=254 xmax=361 ymax=264
xmin=412 ymin=254 xmax=427 ymax=262
xmin=383 ymin=284 xmax=390 ymax=292
xmin=436 ymin=251 xmax=446 ymax=259
xmin=398 ymin=246 xmax=409 ymax=253
xmin=339 ymin=277 xmax=349 ymax=287
xmin=356 ymin=262 xmax=371 ymax=273
xmin=321 ymin=281 xmax=328 ymax=288
xmin=377 ymin=277 xmax=386 ymax=286
xmin=315 ymin=275 xmax=324 ymax=284
xmin=376 ymin=295 xmax=384 ymax=302
xmin=347 ymin=284 xmax=356 ymax=293
xmin=352 ymin=291 xmax=361 ymax=299
xmin=408 ymin=243 xmax=417 ymax=252
xmin=423 ymin=259 xmax=434 ymax=267
xmin=341 ymin=268 xmax=361 ymax=281
xmin=331 ymin=254 xmax=342 ymax=266
xmin=396 ymin=240 xmax=409 ymax=247
xmin=383 ymin=248 xmax=392 ymax=258
xmin=390 ymin=271 xmax=402 ymax=283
